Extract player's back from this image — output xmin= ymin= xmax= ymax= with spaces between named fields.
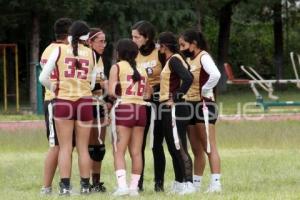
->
xmin=55 ymin=44 xmax=95 ymax=101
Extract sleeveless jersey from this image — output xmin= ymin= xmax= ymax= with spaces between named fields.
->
xmin=40 ymin=42 xmax=65 ymax=101
xmin=185 ymin=51 xmax=208 ymax=101
xmin=55 ymin=44 xmax=95 ymax=101
xmin=116 ymin=60 xmax=148 ymax=105
xmin=136 ymin=49 xmax=161 ymax=87
xmin=159 ymin=54 xmax=189 ymax=102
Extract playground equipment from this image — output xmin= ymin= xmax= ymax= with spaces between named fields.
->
xmin=0 ymin=44 xmax=20 ymax=112
xmin=224 ymin=53 xmax=300 ymax=110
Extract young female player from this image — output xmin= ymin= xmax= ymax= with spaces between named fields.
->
xmin=40 ymin=17 xmax=72 ymax=195
xmin=108 ymin=39 xmax=151 ymax=196
xmin=157 ymin=32 xmax=195 ymax=195
xmin=87 ymin=27 xmax=110 ymax=193
xmin=39 ymin=20 xmax=97 ymax=195
xmin=178 ymin=29 xmax=221 ymax=192
xmin=131 ymin=20 xmax=165 ymax=192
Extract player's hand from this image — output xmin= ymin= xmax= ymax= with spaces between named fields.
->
xmin=166 ymin=99 xmax=174 ymax=107
xmin=201 ymin=88 xmax=214 ymax=100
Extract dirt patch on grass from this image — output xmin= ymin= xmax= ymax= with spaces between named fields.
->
xmin=0 ymin=120 xmax=45 ymax=132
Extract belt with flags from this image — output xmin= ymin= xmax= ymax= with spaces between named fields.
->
xmin=171 ymin=105 xmax=180 ymax=150
xmin=145 ymin=102 xmax=155 ymax=149
xmin=110 ymin=98 xmax=122 ymax=152
xmin=94 ymin=96 xmax=107 ymax=145
xmin=47 ymin=102 xmax=55 ymax=147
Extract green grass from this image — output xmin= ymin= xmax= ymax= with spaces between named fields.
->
xmin=1 ymin=120 xmax=300 ymax=199
xmin=218 ymin=86 xmax=300 ymax=114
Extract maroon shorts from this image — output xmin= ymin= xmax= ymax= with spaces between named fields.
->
xmin=53 ymin=98 xmax=93 ymax=121
xmin=115 ymin=104 xmax=147 ymax=128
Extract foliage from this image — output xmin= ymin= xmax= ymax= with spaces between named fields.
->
xmin=1 ymin=0 xmax=300 ymax=105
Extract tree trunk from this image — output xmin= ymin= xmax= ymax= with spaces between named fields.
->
xmin=273 ymin=2 xmax=284 ymax=82
xmin=216 ymin=4 xmax=232 ymax=92
xmin=29 ymin=12 xmax=40 ymax=113
xmin=195 ymin=0 xmax=203 ymax=31
xmin=216 ymin=0 xmax=242 ymax=92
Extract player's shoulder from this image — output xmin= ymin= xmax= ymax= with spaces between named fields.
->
xmin=42 ymin=42 xmax=66 ymax=55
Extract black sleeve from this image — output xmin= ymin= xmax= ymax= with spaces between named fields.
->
xmin=169 ymin=57 xmax=193 ymax=102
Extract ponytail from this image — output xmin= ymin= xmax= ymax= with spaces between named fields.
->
xmin=72 ymin=35 xmax=80 ymax=69
xmin=128 ymin=59 xmax=141 ymax=82
xmin=116 ymin=38 xmax=140 ymax=82
xmin=69 ymin=20 xmax=90 ymax=69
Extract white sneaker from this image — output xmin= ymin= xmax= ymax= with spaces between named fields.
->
xmin=40 ymin=186 xmax=52 ymax=195
xmin=129 ymin=189 xmax=139 ymax=196
xmin=193 ymin=184 xmax=201 ymax=192
xmin=112 ymin=187 xmax=129 ymax=196
xmin=205 ymin=182 xmax=222 ymax=193
xmin=170 ymin=181 xmax=184 ymax=194
xmin=179 ymin=182 xmax=196 ymax=195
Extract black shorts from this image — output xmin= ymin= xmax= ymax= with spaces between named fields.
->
xmin=188 ymin=101 xmax=218 ymax=125
xmin=92 ymin=104 xmax=105 ymax=119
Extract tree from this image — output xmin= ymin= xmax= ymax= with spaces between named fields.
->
xmin=0 ymin=0 xmax=95 ymax=112
xmin=203 ymin=0 xmax=243 ymax=92
xmin=273 ymin=1 xmax=284 ymax=82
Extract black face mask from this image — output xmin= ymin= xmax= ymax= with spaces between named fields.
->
xmin=181 ymin=49 xmax=194 ymax=58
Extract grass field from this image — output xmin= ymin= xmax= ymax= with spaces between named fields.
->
xmin=1 ymin=86 xmax=300 ymax=120
xmin=1 ymin=120 xmax=300 ymax=200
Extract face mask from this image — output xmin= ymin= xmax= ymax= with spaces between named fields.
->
xmin=181 ymin=49 xmax=194 ymax=58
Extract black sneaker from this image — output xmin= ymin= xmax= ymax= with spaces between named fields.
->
xmin=80 ymin=181 xmax=91 ymax=195
xmin=91 ymin=182 xmax=106 ymax=193
xmin=154 ymin=181 xmax=164 ymax=192
xmin=59 ymin=182 xmax=71 ymax=196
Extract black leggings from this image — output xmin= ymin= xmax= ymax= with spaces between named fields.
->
xmin=139 ymin=100 xmax=165 ymax=188
xmin=161 ymin=104 xmax=193 ymax=183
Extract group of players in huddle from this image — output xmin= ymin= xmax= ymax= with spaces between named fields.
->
xmin=39 ymin=17 xmax=222 ymax=196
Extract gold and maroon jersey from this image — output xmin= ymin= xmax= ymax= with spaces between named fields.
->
xmin=116 ymin=60 xmax=148 ymax=105
xmin=55 ymin=44 xmax=95 ymax=101
xmin=93 ymin=56 xmax=106 ymax=96
xmin=40 ymin=42 xmax=65 ymax=101
xmin=185 ymin=50 xmax=209 ymax=101
xmin=159 ymin=54 xmax=189 ymax=102
xmin=136 ymin=49 xmax=162 ymax=87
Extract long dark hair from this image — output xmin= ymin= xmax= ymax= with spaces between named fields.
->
xmin=158 ymin=31 xmax=191 ymax=70
xmin=116 ymin=39 xmax=141 ymax=82
xmin=69 ymin=20 xmax=90 ymax=69
xmin=131 ymin=20 xmax=156 ymax=56
xmin=181 ymin=29 xmax=209 ymax=52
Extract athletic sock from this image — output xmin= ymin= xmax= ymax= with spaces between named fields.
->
xmin=211 ymin=174 xmax=221 ymax=185
xmin=115 ymin=169 xmax=127 ymax=188
xmin=92 ymin=173 xmax=100 ymax=185
xmin=81 ymin=177 xmax=90 ymax=187
xmin=129 ymin=174 xmax=141 ymax=190
xmin=193 ymin=175 xmax=203 ymax=188
xmin=61 ymin=178 xmax=70 ymax=188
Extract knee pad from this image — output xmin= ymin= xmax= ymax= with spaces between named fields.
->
xmin=88 ymin=144 xmax=106 ymax=162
